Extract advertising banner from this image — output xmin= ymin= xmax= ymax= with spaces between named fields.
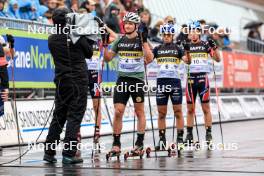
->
xmin=222 ymin=51 xmax=264 ymax=88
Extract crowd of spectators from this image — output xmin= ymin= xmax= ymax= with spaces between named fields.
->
xmin=0 ymin=0 xmax=234 ymax=50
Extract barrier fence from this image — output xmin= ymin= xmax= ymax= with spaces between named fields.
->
xmin=0 ymin=94 xmax=264 ymax=146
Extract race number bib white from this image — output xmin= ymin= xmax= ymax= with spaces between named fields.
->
xmin=188 ymin=53 xmax=210 ymax=73
xmin=118 ymin=51 xmax=144 ymax=73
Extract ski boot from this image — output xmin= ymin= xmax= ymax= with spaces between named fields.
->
xmin=177 ymin=130 xmax=185 ymax=151
xmin=155 ymin=138 xmax=167 ymax=151
xmin=176 ymin=135 xmax=185 ymax=154
xmin=184 ymin=133 xmax=193 ymax=146
xmin=43 ymin=153 xmax=57 ymax=163
xmin=206 ymin=131 xmax=213 ymax=150
xmin=184 ymin=133 xmax=200 ymax=150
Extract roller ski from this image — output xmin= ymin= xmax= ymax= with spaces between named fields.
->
xmin=124 ymin=133 xmax=145 ymax=160
xmin=184 ymin=133 xmax=200 ymax=150
xmin=106 ymin=145 xmax=121 ymax=161
xmin=146 ymin=129 xmax=175 ymax=157
xmin=124 ymin=145 xmax=145 ymax=160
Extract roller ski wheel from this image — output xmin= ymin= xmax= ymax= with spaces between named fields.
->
xmin=106 ymin=146 xmax=121 ymax=161
xmin=168 ymin=143 xmax=178 ymax=157
xmin=146 ymin=147 xmax=151 ymax=158
xmin=184 ymin=133 xmax=194 ymax=147
xmin=124 ymin=146 xmax=144 ymax=160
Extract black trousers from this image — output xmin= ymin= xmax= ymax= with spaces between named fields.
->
xmin=45 ymin=80 xmax=88 ymax=157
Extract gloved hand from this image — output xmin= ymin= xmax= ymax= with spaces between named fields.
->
xmin=208 ymin=39 xmax=217 ymax=50
xmin=94 ymin=16 xmax=105 ymax=28
xmin=6 ymin=34 xmax=14 ymax=48
xmin=101 ymin=28 xmax=110 ymax=47
xmin=183 ymin=39 xmax=191 ymax=52
xmin=138 ymin=22 xmax=148 ymax=43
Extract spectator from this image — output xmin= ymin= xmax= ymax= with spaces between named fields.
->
xmin=68 ymin=0 xmax=78 ymax=10
xmin=18 ymin=0 xmax=38 ymax=20
xmin=7 ymin=0 xmax=21 ymax=19
xmin=247 ymin=26 xmax=262 ymax=52
xmin=149 ymin=20 xmax=164 ymax=44
xmin=122 ymin=0 xmax=137 ymax=12
xmin=164 ymin=15 xmax=175 ymax=25
xmin=94 ymin=0 xmax=104 ymax=19
xmin=134 ymin=0 xmax=144 ymax=13
xmin=71 ymin=3 xmax=79 ymax=12
xmin=57 ymin=0 xmax=66 ymax=8
xmin=37 ymin=5 xmax=49 ymax=23
xmin=176 ymin=24 xmax=188 ymax=45
xmin=80 ymin=0 xmax=96 ymax=16
xmin=0 ymin=0 xmax=9 ymax=17
xmin=218 ymin=28 xmax=232 ymax=51
xmin=104 ymin=3 xmax=120 ymax=33
xmin=140 ymin=9 xmax=151 ymax=27
xmin=46 ymin=0 xmax=59 ymax=21
xmin=39 ymin=0 xmax=48 ymax=6
xmin=47 ymin=0 xmax=59 ymax=13
xmin=198 ymin=19 xmax=209 ymax=41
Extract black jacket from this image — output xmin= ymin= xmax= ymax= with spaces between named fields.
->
xmin=48 ymin=34 xmax=94 ymax=84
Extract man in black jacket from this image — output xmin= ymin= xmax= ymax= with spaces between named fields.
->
xmin=43 ymin=8 xmax=94 ymax=164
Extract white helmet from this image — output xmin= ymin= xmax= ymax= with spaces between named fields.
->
xmin=123 ymin=12 xmax=140 ymax=24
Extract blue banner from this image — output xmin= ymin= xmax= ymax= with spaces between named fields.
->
xmin=0 ymin=29 xmax=118 ymax=88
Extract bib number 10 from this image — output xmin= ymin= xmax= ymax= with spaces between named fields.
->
xmin=192 ymin=59 xmax=200 ymax=64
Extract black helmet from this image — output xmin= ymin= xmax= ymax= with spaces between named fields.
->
xmin=52 ymin=8 xmax=70 ymax=26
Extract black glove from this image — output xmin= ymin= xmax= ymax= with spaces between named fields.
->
xmin=183 ymin=39 xmax=191 ymax=51
xmin=6 ymin=34 xmax=14 ymax=48
xmin=208 ymin=39 xmax=217 ymax=50
xmin=101 ymin=30 xmax=110 ymax=47
xmin=138 ymin=22 xmax=148 ymax=43
xmin=94 ymin=16 xmax=105 ymax=28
